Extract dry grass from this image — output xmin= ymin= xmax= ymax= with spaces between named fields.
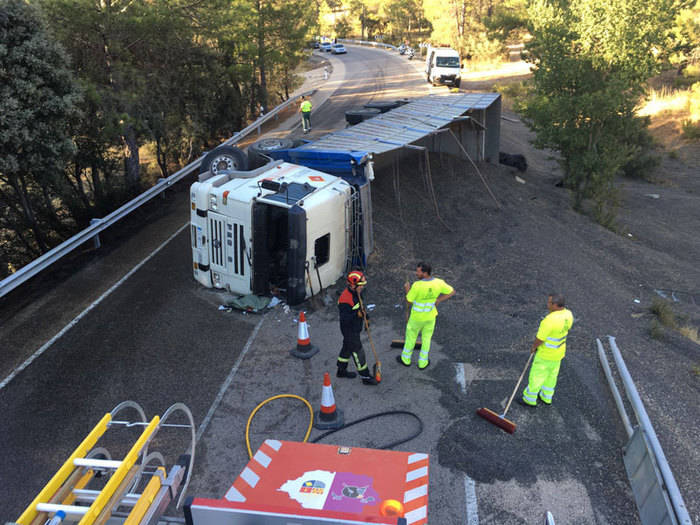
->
xmin=679 ymin=325 xmax=700 ymax=345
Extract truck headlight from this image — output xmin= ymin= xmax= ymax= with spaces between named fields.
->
xmin=209 ymin=194 xmax=217 ymax=210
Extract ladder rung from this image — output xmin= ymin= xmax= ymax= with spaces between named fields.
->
xmin=35 ymin=503 xmax=88 ymax=516
xmin=73 ymin=458 xmax=123 ymax=470
xmin=71 ymin=489 xmax=140 ymax=506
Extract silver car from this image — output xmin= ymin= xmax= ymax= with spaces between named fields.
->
xmin=331 ymin=44 xmax=347 ymax=54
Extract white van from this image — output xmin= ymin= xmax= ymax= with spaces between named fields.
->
xmin=425 ymin=46 xmax=461 ymax=87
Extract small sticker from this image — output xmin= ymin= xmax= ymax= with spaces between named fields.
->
xmin=309 ymin=176 xmax=325 ymax=182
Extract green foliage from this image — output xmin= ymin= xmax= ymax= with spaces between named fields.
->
xmin=682 ymin=119 xmax=700 ymax=138
xmin=0 ymin=0 xmax=82 ymax=266
xmin=521 ymin=0 xmax=684 ymax=222
xmin=650 ymin=298 xmax=678 ymax=329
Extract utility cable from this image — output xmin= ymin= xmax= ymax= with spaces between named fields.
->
xmin=246 ymin=398 xmax=424 ymax=458
xmin=312 ymin=410 xmax=423 ymax=450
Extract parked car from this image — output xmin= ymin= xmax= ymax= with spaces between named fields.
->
xmin=309 ymin=40 xmax=320 ymax=49
xmin=319 ymin=42 xmax=332 ymax=52
xmin=331 ymin=43 xmax=347 ymax=54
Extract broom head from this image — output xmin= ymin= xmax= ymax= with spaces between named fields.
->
xmin=373 ymin=363 xmax=382 ymax=383
xmin=476 ymin=407 xmax=516 ymax=434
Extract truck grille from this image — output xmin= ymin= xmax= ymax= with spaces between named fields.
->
xmin=210 ymin=216 xmax=245 ymax=276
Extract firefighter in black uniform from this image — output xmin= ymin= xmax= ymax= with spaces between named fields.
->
xmin=337 ymin=270 xmax=379 ymax=385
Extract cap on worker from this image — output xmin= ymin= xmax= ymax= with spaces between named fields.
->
xmin=347 ymin=270 xmax=367 ymax=286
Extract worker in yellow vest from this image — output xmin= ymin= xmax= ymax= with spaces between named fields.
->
xmin=300 ymin=96 xmax=312 ymax=134
xmin=397 ymin=262 xmax=455 ymax=369
xmin=520 ymin=294 xmax=574 ymax=407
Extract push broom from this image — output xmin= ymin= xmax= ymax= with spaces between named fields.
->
xmin=476 ymin=352 xmax=534 ymax=434
xmin=358 ymin=295 xmax=382 ymax=383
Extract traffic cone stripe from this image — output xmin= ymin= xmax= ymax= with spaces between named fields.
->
xmin=320 ymin=372 xmax=337 ymax=414
xmin=315 ymin=372 xmax=344 ymax=429
xmin=290 ymin=311 xmax=318 ymax=359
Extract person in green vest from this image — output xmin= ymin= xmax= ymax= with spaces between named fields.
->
xmin=520 ymin=293 xmax=574 ymax=407
xmin=397 ymin=262 xmax=455 ymax=370
xmin=300 ymin=96 xmax=312 ymax=134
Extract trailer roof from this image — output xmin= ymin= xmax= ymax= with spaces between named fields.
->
xmin=297 ymin=92 xmax=500 ymax=156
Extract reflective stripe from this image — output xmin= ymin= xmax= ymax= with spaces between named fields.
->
xmin=523 ymin=387 xmax=538 ymax=403
xmin=412 ymin=301 xmax=436 ymax=313
xmin=337 ymin=357 xmax=350 ymax=363
xmin=352 ymin=304 xmax=360 ymax=310
xmin=544 ymin=336 xmax=566 ymax=349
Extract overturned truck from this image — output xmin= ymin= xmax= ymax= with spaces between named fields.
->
xmin=191 ymin=93 xmax=501 ymax=305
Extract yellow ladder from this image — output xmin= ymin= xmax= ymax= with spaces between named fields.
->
xmin=17 ymin=413 xmax=160 ymax=525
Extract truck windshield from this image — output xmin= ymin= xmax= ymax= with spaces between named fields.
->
xmin=436 ymin=56 xmax=460 ymax=68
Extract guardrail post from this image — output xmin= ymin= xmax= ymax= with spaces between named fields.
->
xmin=159 ymin=178 xmax=167 ymax=199
xmin=90 ymin=219 xmax=102 ymax=250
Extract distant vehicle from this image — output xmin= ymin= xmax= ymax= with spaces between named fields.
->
xmin=319 ymin=42 xmax=332 ymax=52
xmin=331 ymin=43 xmax=347 ymax=54
xmin=398 ymin=43 xmax=407 ymax=55
xmin=309 ymin=40 xmax=320 ymax=49
xmin=425 ymin=45 xmax=461 ymax=87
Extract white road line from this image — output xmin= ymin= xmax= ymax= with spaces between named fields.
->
xmin=0 ymin=223 xmax=189 ymax=392
xmin=465 ymin=475 xmax=479 ymax=525
xmin=455 ymin=363 xmax=466 ymax=394
xmin=196 ymin=315 xmax=265 ymax=442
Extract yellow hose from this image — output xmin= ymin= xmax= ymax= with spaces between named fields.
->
xmin=245 ymin=395 xmax=314 ymax=458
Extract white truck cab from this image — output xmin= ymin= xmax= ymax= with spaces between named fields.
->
xmin=191 ymin=158 xmax=353 ymax=305
xmin=425 ymin=46 xmax=462 ymax=87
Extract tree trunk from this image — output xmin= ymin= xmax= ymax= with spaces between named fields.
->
xmin=156 ymin=137 xmax=169 ymax=178
xmin=122 ymin=124 xmax=140 ymax=189
xmin=256 ymin=0 xmax=268 ymax=110
xmin=9 ymin=174 xmax=49 ymax=252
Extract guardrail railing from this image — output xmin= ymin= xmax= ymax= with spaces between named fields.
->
xmin=597 ymin=336 xmax=693 ymax=525
xmin=338 ymin=38 xmax=398 ymax=51
xmin=0 ymin=89 xmax=316 ymax=299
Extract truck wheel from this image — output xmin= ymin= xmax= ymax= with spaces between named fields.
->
xmin=247 ymin=138 xmax=295 ymax=169
xmin=454 ymin=79 xmax=461 ymax=88
xmin=363 ymin=101 xmax=401 ymax=113
xmin=345 ymin=108 xmax=381 ymax=125
xmin=200 ymin=145 xmax=248 ymax=175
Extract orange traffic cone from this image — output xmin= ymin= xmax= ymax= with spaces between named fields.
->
xmin=314 ymin=372 xmax=344 ymax=430
xmin=290 ymin=311 xmax=319 ymax=359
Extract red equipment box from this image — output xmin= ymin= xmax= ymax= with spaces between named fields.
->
xmin=185 ymin=440 xmax=429 ymax=525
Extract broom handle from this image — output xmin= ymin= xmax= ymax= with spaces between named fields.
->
xmin=502 ymin=352 xmax=535 ymax=417
xmin=358 ymin=295 xmax=380 ymax=363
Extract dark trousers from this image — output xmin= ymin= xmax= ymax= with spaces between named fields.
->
xmin=302 ymin=111 xmax=311 ymax=131
xmin=338 ymin=323 xmax=369 ymax=377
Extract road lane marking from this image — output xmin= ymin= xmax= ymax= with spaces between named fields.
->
xmin=465 ymin=475 xmax=479 ymax=524
xmin=196 ymin=315 xmax=265 ymax=442
xmin=0 ymin=223 xmax=189 ymax=392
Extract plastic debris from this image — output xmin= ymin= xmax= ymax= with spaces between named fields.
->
xmin=268 ymin=296 xmax=281 ymax=308
xmin=645 ymin=194 xmax=660 ymax=199
xmin=633 ymin=299 xmax=641 ymax=304
xmin=367 ymin=304 xmax=376 ymax=311
xmin=515 ymin=176 xmax=526 ymax=184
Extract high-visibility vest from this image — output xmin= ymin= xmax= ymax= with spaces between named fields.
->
xmin=300 ymin=100 xmax=312 ymax=112
xmin=406 ymin=278 xmax=453 ymax=320
xmin=535 ymin=308 xmax=574 ymax=360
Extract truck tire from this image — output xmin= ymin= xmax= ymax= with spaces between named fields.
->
xmin=363 ymin=101 xmax=401 ymax=113
xmin=247 ymin=137 xmax=295 ymax=169
xmin=345 ymin=108 xmax=381 ymax=125
xmin=200 ymin=145 xmax=248 ymax=175
xmin=454 ymin=79 xmax=461 ymax=88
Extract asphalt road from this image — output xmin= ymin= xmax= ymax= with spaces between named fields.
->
xmin=1 ymin=46 xmax=697 ymax=524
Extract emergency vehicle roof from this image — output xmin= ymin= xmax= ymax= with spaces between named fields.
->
xmin=297 ymin=92 xmax=500 ymax=156
xmin=188 ymin=440 xmax=429 ymax=525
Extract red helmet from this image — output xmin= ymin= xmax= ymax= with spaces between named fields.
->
xmin=347 ymin=270 xmax=367 ymax=287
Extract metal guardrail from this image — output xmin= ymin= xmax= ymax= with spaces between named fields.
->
xmin=337 ymin=38 xmax=398 ymax=51
xmin=0 ymin=89 xmax=316 ymax=299
xmin=597 ymin=336 xmax=693 ymax=525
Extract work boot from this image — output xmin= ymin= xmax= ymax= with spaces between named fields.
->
xmin=360 ymin=374 xmax=378 ymax=386
xmin=337 ymin=368 xmax=357 ymax=379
